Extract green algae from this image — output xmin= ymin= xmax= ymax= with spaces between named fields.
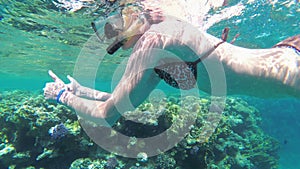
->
xmin=0 ymin=90 xmax=279 ymax=168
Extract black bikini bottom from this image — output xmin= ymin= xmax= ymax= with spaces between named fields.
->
xmin=154 ymin=60 xmax=199 ymax=90
xmin=154 ymin=28 xmax=233 ymax=90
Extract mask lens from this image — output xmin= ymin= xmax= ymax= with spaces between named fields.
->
xmin=104 ymin=23 xmax=119 ymax=39
xmin=91 ymin=14 xmax=126 ymax=55
xmin=92 ymin=14 xmax=124 ymax=39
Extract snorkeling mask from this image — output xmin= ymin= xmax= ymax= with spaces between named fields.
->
xmin=91 ymin=2 xmax=151 ymax=55
xmin=92 ymin=14 xmax=127 ymax=55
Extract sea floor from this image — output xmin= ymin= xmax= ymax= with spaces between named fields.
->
xmin=0 ymin=90 xmax=290 ymax=169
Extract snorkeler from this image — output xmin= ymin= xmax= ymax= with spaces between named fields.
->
xmin=43 ymin=0 xmax=300 ymax=125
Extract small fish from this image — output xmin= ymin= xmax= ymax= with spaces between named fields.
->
xmin=48 ymin=123 xmax=69 ymax=140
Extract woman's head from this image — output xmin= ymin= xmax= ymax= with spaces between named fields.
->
xmin=92 ymin=0 xmax=165 ymax=54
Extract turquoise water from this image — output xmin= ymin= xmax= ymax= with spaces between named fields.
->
xmin=0 ymin=0 xmax=300 ymax=168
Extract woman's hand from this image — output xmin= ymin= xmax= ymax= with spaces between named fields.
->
xmin=43 ymin=70 xmax=68 ymax=101
xmin=43 ymin=70 xmax=82 ymax=102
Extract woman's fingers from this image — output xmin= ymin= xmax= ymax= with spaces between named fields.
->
xmin=67 ymin=75 xmax=80 ymax=93
xmin=43 ymin=82 xmax=56 ymax=100
xmin=67 ymin=75 xmax=80 ymax=87
xmin=48 ymin=70 xmax=63 ymax=83
xmin=67 ymin=75 xmax=75 ymax=83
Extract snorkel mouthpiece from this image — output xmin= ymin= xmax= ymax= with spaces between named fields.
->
xmin=107 ymin=38 xmax=127 ymax=55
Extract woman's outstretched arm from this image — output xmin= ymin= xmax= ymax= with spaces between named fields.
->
xmin=66 ymin=74 xmax=111 ymax=101
xmin=44 ymin=32 xmax=165 ymax=126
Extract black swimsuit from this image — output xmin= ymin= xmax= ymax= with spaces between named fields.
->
xmin=154 ymin=28 xmax=232 ymax=90
xmin=154 ymin=57 xmax=202 ymax=90
xmin=154 ymin=40 xmax=225 ymax=90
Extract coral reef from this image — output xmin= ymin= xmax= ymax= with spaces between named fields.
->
xmin=0 ymin=90 xmax=279 ymax=168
